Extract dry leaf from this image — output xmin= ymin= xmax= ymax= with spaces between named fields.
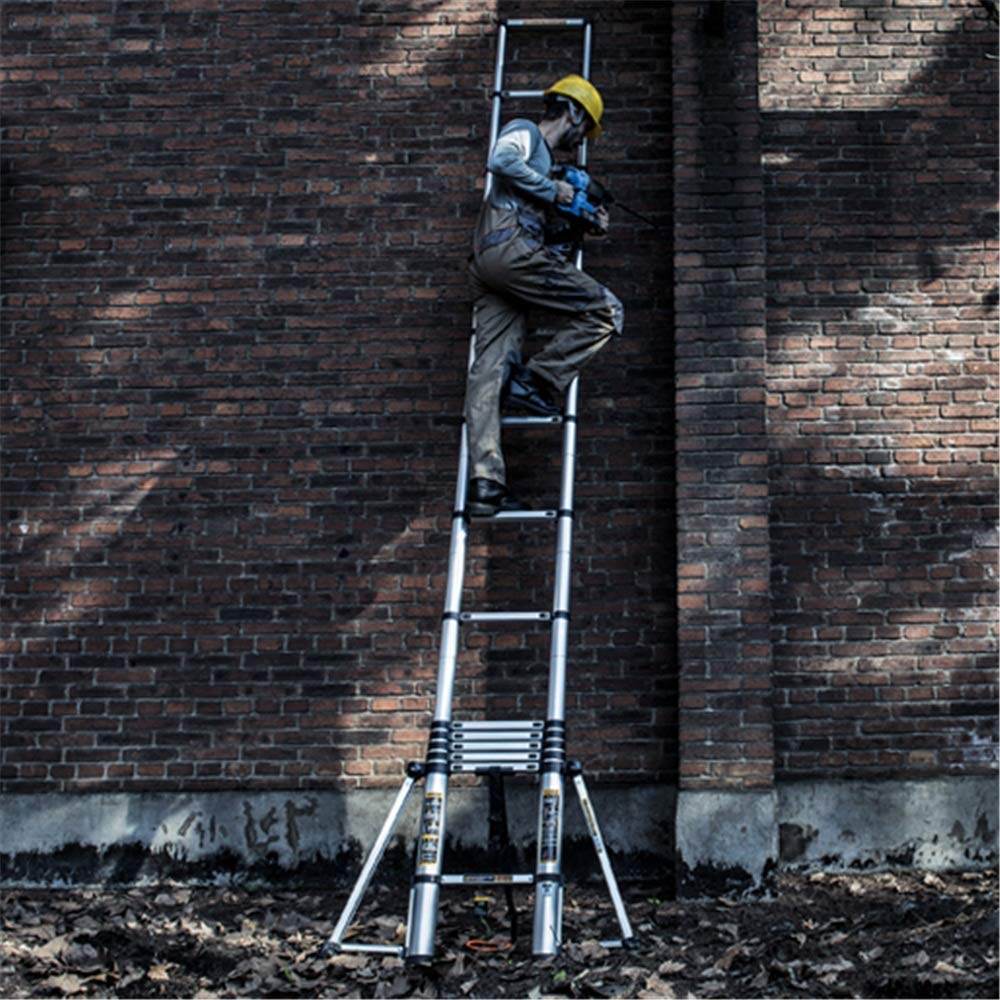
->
xmin=39 ymin=973 xmax=85 ymax=996
xmin=328 ymin=953 xmax=369 ymax=970
xmin=712 ymin=943 xmax=744 ymax=972
xmin=621 ymin=964 xmax=648 ymax=979
xmin=35 ymin=934 xmax=70 ymax=961
xmin=147 ymin=963 xmax=172 ymax=981
xmin=638 ymin=972 xmax=676 ymax=999
xmin=658 ymin=959 xmax=686 ymax=975
xmin=933 ymin=960 xmax=970 ymax=979
xmin=578 ymin=939 xmax=610 ymax=961
xmin=21 ymin=923 xmax=58 ymax=942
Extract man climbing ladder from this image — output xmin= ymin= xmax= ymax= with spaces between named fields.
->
xmin=323 ymin=18 xmax=635 ymax=965
xmin=465 ymin=73 xmax=625 ymax=517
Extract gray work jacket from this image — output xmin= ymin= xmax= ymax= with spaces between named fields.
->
xmin=475 ymin=119 xmax=558 ymax=251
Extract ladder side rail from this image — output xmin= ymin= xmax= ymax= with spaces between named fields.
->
xmin=533 ymin=19 xmax=592 ymax=958
xmin=572 ymin=769 xmax=635 ymax=945
xmin=407 ymin=15 xmax=513 ymax=960
xmin=436 ymin=339 xmax=475 ymax=721
xmin=483 ymin=23 xmax=508 ymax=203
xmin=324 ymin=773 xmax=419 ymax=954
xmin=405 ymin=342 xmax=475 ymax=963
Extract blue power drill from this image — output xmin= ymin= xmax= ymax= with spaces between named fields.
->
xmin=552 ymin=164 xmax=609 ymax=231
xmin=551 ymin=164 xmax=658 ymax=233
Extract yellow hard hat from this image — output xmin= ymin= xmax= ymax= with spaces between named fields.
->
xmin=545 ymin=74 xmax=604 ymax=139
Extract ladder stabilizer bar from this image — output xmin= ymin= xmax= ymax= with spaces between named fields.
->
xmin=440 ymin=873 xmax=535 ymax=886
xmin=336 ymin=943 xmax=406 ymax=957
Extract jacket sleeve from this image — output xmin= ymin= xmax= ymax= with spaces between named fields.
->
xmin=487 ymin=123 xmax=558 ymax=204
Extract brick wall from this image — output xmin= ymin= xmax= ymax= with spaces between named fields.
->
xmin=0 ymin=1 xmax=676 ymax=792
xmin=759 ymin=0 xmax=998 ymax=777
xmin=2 ymin=0 xmax=995 ymax=809
xmin=671 ymin=1 xmax=775 ymax=793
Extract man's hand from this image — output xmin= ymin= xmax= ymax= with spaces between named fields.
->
xmin=589 ymin=205 xmax=610 ymax=237
xmin=555 ymin=180 xmax=575 ymax=206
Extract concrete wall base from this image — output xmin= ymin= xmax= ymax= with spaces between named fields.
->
xmin=1 ymin=778 xmax=995 ymax=888
xmin=0 ymin=782 xmax=674 ymax=886
xmin=777 ymin=777 xmax=998 ymax=871
xmin=675 ymin=789 xmax=779 ymax=898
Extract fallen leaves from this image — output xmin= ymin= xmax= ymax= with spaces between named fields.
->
xmin=0 ymin=870 xmax=995 ymax=998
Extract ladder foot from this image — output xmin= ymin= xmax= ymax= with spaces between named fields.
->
xmin=405 ymin=954 xmax=436 ymax=967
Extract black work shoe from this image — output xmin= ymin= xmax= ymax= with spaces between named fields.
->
xmin=503 ymin=365 xmax=562 ymax=417
xmin=467 ymin=478 xmax=529 ymax=517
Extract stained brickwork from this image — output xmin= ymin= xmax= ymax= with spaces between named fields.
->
xmin=0 ymin=1 xmax=675 ymax=792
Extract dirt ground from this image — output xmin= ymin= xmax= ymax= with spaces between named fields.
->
xmin=1 ymin=869 xmax=996 ymax=999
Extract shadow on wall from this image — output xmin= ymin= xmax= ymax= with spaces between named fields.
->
xmin=2 ymin=0 xmax=676 ymax=803
xmin=762 ymin=5 xmax=999 ymax=775
xmin=474 ymin=0 xmax=677 ymax=784
xmin=0 ymin=0 xmax=490 ymax=792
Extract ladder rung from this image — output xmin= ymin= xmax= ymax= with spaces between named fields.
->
xmin=441 ymin=874 xmax=535 ymax=886
xmin=474 ymin=509 xmax=557 ymax=522
xmin=505 ymin=18 xmax=587 ymax=27
xmin=503 ymin=89 xmax=546 ymax=99
xmin=501 ymin=415 xmax=563 ymax=426
xmin=461 ymin=611 xmax=550 ymax=623
xmin=453 ymin=720 xmax=544 ymax=732
xmin=452 ymin=741 xmax=541 ymax=753
xmin=451 ymin=750 xmax=542 ymax=766
xmin=451 ymin=761 xmax=539 ymax=773
xmin=453 ymin=731 xmax=543 ymax=743
xmin=452 ymin=731 xmax=544 ymax=742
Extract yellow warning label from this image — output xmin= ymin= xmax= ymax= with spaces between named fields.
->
xmin=418 ymin=835 xmax=439 ymax=866
xmin=540 ymin=789 xmax=560 ymax=863
xmin=417 ymin=792 xmax=444 ymax=868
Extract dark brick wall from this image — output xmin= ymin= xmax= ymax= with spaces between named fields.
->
xmin=0 ymin=1 xmax=676 ymax=792
xmin=760 ymin=0 xmax=998 ymax=777
xmin=2 ymin=0 xmax=995 ymax=801
xmin=671 ymin=1 xmax=775 ymax=791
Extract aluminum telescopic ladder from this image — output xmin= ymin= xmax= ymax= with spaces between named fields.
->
xmin=324 ymin=17 xmax=634 ymax=964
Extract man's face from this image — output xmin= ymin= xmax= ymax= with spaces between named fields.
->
xmin=556 ymin=111 xmax=588 ymax=152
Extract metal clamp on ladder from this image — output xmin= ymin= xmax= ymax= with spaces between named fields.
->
xmin=324 ymin=16 xmax=635 ymax=964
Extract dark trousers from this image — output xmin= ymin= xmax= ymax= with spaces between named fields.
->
xmin=465 ymin=232 xmax=624 ymax=485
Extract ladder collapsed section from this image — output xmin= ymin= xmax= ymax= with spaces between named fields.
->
xmin=324 ymin=16 xmax=634 ymax=964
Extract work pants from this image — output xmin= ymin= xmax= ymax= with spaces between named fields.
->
xmin=465 ymin=231 xmax=624 ymax=487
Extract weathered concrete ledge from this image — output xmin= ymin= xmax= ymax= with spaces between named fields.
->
xmin=675 ymin=789 xmax=779 ymax=897
xmin=1 ymin=778 xmax=995 ymax=887
xmin=0 ymin=783 xmax=674 ymax=886
xmin=777 ymin=777 xmax=998 ymax=871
